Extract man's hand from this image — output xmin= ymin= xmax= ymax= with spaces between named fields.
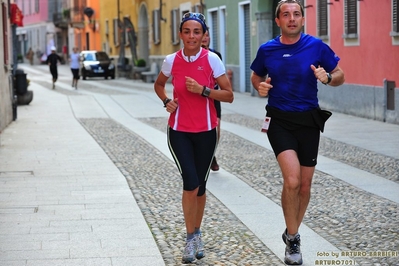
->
xmin=258 ymin=77 xmax=272 ymax=97
xmin=311 ymin=65 xmax=329 ymax=84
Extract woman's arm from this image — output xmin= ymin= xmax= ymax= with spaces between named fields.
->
xmin=185 ymin=74 xmax=234 ymax=103
xmin=212 ymin=74 xmax=234 ymax=103
xmin=154 ymin=71 xmax=169 ymax=102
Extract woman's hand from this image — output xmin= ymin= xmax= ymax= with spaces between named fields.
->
xmin=165 ymin=98 xmax=178 ymax=113
xmin=185 ymin=76 xmax=202 ymax=95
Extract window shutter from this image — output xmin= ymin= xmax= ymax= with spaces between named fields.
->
xmin=345 ymin=0 xmax=357 ymax=35
xmin=175 ymin=9 xmax=180 ymax=44
xmin=153 ymin=9 xmax=160 ymax=44
xmin=193 ymin=4 xmax=202 ymax=14
xmin=170 ymin=10 xmax=173 ymax=43
xmin=318 ymin=0 xmax=328 ymax=36
xmin=394 ymin=0 xmax=398 ymax=32
xmin=170 ymin=9 xmax=180 ymax=45
xmin=113 ymin=19 xmax=118 ymax=45
xmin=2 ymin=3 xmax=8 ymax=65
xmin=211 ymin=11 xmax=218 ymax=50
xmin=35 ymin=0 xmax=39 ymax=13
xmin=298 ymin=0 xmax=305 ymax=32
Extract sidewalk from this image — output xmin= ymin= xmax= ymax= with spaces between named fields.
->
xmin=0 ymin=78 xmax=164 ymax=265
xmin=1 ymin=63 xmax=399 ymax=265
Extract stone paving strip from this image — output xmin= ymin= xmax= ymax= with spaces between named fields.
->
xmin=80 ymin=117 xmax=398 ymax=266
xmin=222 ymin=114 xmax=399 ymax=184
xmin=80 ymin=118 xmax=280 ymax=265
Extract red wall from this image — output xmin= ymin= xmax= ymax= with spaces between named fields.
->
xmin=305 ymin=0 xmax=399 ymax=87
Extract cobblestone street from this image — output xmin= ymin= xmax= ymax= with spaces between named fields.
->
xmin=0 ymin=64 xmax=398 ymax=265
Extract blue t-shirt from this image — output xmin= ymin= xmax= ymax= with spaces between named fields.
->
xmin=250 ymin=33 xmax=340 ymax=112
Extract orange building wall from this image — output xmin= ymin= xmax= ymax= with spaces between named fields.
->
xmin=76 ymin=0 xmax=101 ymax=51
xmin=304 ymin=0 xmax=399 ymax=87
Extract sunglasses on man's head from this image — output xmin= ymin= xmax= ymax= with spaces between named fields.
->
xmin=278 ymin=0 xmax=300 ymax=4
xmin=182 ymin=12 xmax=206 ymax=23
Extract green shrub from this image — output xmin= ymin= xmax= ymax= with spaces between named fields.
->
xmin=63 ymin=9 xmax=70 ymax=19
xmin=135 ymin=59 xmax=146 ymax=67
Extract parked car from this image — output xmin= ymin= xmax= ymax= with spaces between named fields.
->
xmin=79 ymin=50 xmax=115 ymax=80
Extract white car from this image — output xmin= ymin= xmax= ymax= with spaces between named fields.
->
xmin=79 ymin=50 xmax=115 ymax=80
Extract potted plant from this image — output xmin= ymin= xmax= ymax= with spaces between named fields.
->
xmin=135 ymin=59 xmax=146 ymax=67
xmin=63 ymin=9 xmax=70 ymax=19
xmin=17 ymin=54 xmax=23 ymax=63
xmin=132 ymin=59 xmax=148 ymax=79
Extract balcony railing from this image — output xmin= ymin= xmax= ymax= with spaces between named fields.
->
xmin=70 ymin=6 xmax=85 ymax=29
xmin=53 ymin=12 xmax=69 ymax=29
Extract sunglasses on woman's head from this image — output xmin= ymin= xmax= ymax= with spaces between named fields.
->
xmin=182 ymin=12 xmax=206 ymax=23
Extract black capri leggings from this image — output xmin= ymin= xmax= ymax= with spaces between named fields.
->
xmin=167 ymin=127 xmax=217 ymax=196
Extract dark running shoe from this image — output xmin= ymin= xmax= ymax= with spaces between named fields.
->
xmin=211 ymin=157 xmax=219 ymax=171
xmin=282 ymin=229 xmax=303 ymax=265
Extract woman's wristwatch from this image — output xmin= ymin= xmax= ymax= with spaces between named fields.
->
xmin=163 ymin=98 xmax=171 ymax=107
xmin=201 ymin=86 xmax=211 ymax=97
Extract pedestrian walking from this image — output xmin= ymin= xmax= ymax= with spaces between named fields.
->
xmin=69 ymin=47 xmax=80 ymax=89
xmin=46 ymin=46 xmax=63 ymax=89
xmin=26 ymin=48 xmax=34 ymax=65
xmin=201 ymin=29 xmax=223 ymax=171
xmin=154 ymin=12 xmax=234 ymax=264
xmin=250 ymin=0 xmax=345 ymax=265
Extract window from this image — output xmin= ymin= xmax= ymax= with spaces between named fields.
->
xmin=344 ymin=0 xmax=357 ymax=37
xmin=35 ymin=0 xmax=39 ymax=13
xmin=113 ymin=18 xmax=120 ymax=45
xmin=297 ymin=0 xmax=305 ymax=32
xmin=2 ymin=3 xmax=9 ymax=64
xmin=193 ymin=4 xmax=203 ymax=13
xmin=124 ymin=16 xmax=130 ymax=46
xmin=171 ymin=9 xmax=180 ymax=45
xmin=153 ymin=9 xmax=161 ymax=45
xmin=210 ymin=11 xmax=218 ymax=50
xmin=393 ymin=0 xmax=399 ymax=33
xmin=105 ymin=20 xmax=109 ymax=36
xmin=317 ymin=0 xmax=328 ymax=37
xmin=96 ymin=52 xmax=110 ymax=60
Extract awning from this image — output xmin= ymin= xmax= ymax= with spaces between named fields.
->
xmin=10 ymin=4 xmax=23 ymax=27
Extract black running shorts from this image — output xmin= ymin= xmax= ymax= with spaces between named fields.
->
xmin=267 ymin=121 xmax=320 ymax=167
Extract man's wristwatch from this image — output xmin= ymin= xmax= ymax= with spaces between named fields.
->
xmin=323 ymin=73 xmax=332 ymax=85
xmin=163 ymin=98 xmax=171 ymax=107
xmin=201 ymin=86 xmax=211 ymax=97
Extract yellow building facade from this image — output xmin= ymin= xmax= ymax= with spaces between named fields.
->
xmin=99 ymin=0 xmax=204 ymax=68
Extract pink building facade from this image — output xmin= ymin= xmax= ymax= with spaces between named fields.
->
xmin=15 ymin=0 xmax=65 ymax=64
xmin=303 ymin=0 xmax=399 ymax=123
